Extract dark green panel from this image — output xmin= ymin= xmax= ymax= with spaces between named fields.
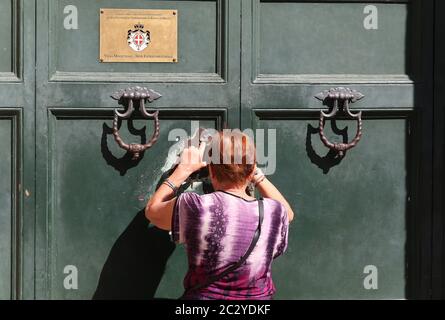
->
xmin=258 ymin=2 xmax=409 ymax=75
xmin=255 ymin=115 xmax=407 ymax=299
xmin=0 ymin=118 xmax=12 ymax=299
xmin=52 ymin=0 xmax=217 ymax=74
xmin=36 ymin=0 xmax=240 ymax=300
xmin=0 ymin=0 xmax=12 ymax=72
xmin=47 ymin=112 xmax=217 ymax=299
xmin=155 ymin=241 xmax=188 ymax=298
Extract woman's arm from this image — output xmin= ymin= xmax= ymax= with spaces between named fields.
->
xmin=145 ymin=166 xmax=189 ymax=230
xmin=254 ymin=174 xmax=295 ymax=222
xmin=145 ymin=144 xmax=207 ymax=230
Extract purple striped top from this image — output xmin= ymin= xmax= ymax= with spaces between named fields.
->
xmin=171 ymin=190 xmax=289 ymax=300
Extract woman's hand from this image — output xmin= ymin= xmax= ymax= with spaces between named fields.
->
xmin=250 ymin=165 xmax=265 ymax=185
xmin=177 ymin=142 xmax=207 ymax=176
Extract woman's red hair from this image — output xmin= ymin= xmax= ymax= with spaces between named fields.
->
xmin=209 ymin=130 xmax=256 ymax=186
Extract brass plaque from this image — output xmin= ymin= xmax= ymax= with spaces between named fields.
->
xmin=100 ymin=8 xmax=178 ymax=63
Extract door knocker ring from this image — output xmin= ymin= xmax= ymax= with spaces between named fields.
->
xmin=315 ymin=87 xmax=364 ymax=158
xmin=111 ymin=86 xmax=162 ymax=160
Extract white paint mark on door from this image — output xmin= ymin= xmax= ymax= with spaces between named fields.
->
xmin=63 ymin=5 xmax=79 ymax=30
xmin=363 ymin=5 xmax=378 ymax=30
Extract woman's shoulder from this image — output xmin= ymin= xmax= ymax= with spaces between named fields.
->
xmin=263 ymin=198 xmax=288 ymax=217
xmin=262 ymin=197 xmax=283 ymax=207
xmin=179 ymin=192 xmax=286 ymax=215
xmin=177 ymin=191 xmax=203 ymax=210
xmin=179 ymin=191 xmax=226 ymax=206
xmin=179 ymin=191 xmax=213 ymax=203
xmin=178 ymin=191 xmax=200 ymax=200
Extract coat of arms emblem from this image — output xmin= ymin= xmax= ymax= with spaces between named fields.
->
xmin=127 ymin=23 xmax=150 ymax=52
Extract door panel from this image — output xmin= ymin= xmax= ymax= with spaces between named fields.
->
xmin=241 ymin=0 xmax=432 ymax=299
xmin=258 ymin=2 xmax=410 ymax=76
xmin=0 ymin=116 xmax=13 ymax=299
xmin=253 ymin=111 xmax=409 ymax=298
xmin=36 ymin=0 xmax=239 ymax=299
xmin=0 ymin=0 xmax=34 ymax=300
xmin=46 ymin=110 xmax=222 ymax=299
xmin=50 ymin=0 xmax=221 ymax=78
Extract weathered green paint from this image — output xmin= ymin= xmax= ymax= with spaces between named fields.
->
xmin=259 ymin=2 xmax=409 ymax=75
xmin=0 ymin=0 xmax=35 ymax=301
xmin=47 ymin=114 xmax=216 ymax=299
xmin=36 ymin=0 xmax=241 ymax=300
xmin=241 ymin=0 xmax=431 ymax=300
xmin=255 ymin=115 xmax=408 ymax=299
xmin=54 ymin=0 xmax=218 ymax=74
xmin=0 ymin=118 xmax=12 ymax=299
xmin=0 ymin=0 xmax=440 ymax=300
xmin=0 ymin=0 xmax=12 ymax=72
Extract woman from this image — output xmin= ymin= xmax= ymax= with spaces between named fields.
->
xmin=146 ymin=130 xmax=294 ymax=300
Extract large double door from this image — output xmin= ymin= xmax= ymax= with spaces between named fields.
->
xmin=0 ymin=0 xmax=440 ymax=299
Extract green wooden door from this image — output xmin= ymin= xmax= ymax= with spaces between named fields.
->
xmin=0 ymin=0 xmax=436 ymax=300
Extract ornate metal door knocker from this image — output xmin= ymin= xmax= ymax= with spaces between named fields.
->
xmin=315 ymin=87 xmax=364 ymax=158
xmin=111 ymin=86 xmax=162 ymax=160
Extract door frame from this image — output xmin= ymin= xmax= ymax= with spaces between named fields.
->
xmin=432 ymin=0 xmax=445 ymax=300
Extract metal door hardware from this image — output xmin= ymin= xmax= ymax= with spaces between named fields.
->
xmin=111 ymin=86 xmax=161 ymax=160
xmin=315 ymin=87 xmax=364 ymax=157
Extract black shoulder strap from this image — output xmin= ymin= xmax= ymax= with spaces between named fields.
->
xmin=184 ymin=198 xmax=264 ymax=295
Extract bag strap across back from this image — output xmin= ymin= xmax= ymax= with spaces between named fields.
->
xmin=184 ymin=198 xmax=264 ymax=295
